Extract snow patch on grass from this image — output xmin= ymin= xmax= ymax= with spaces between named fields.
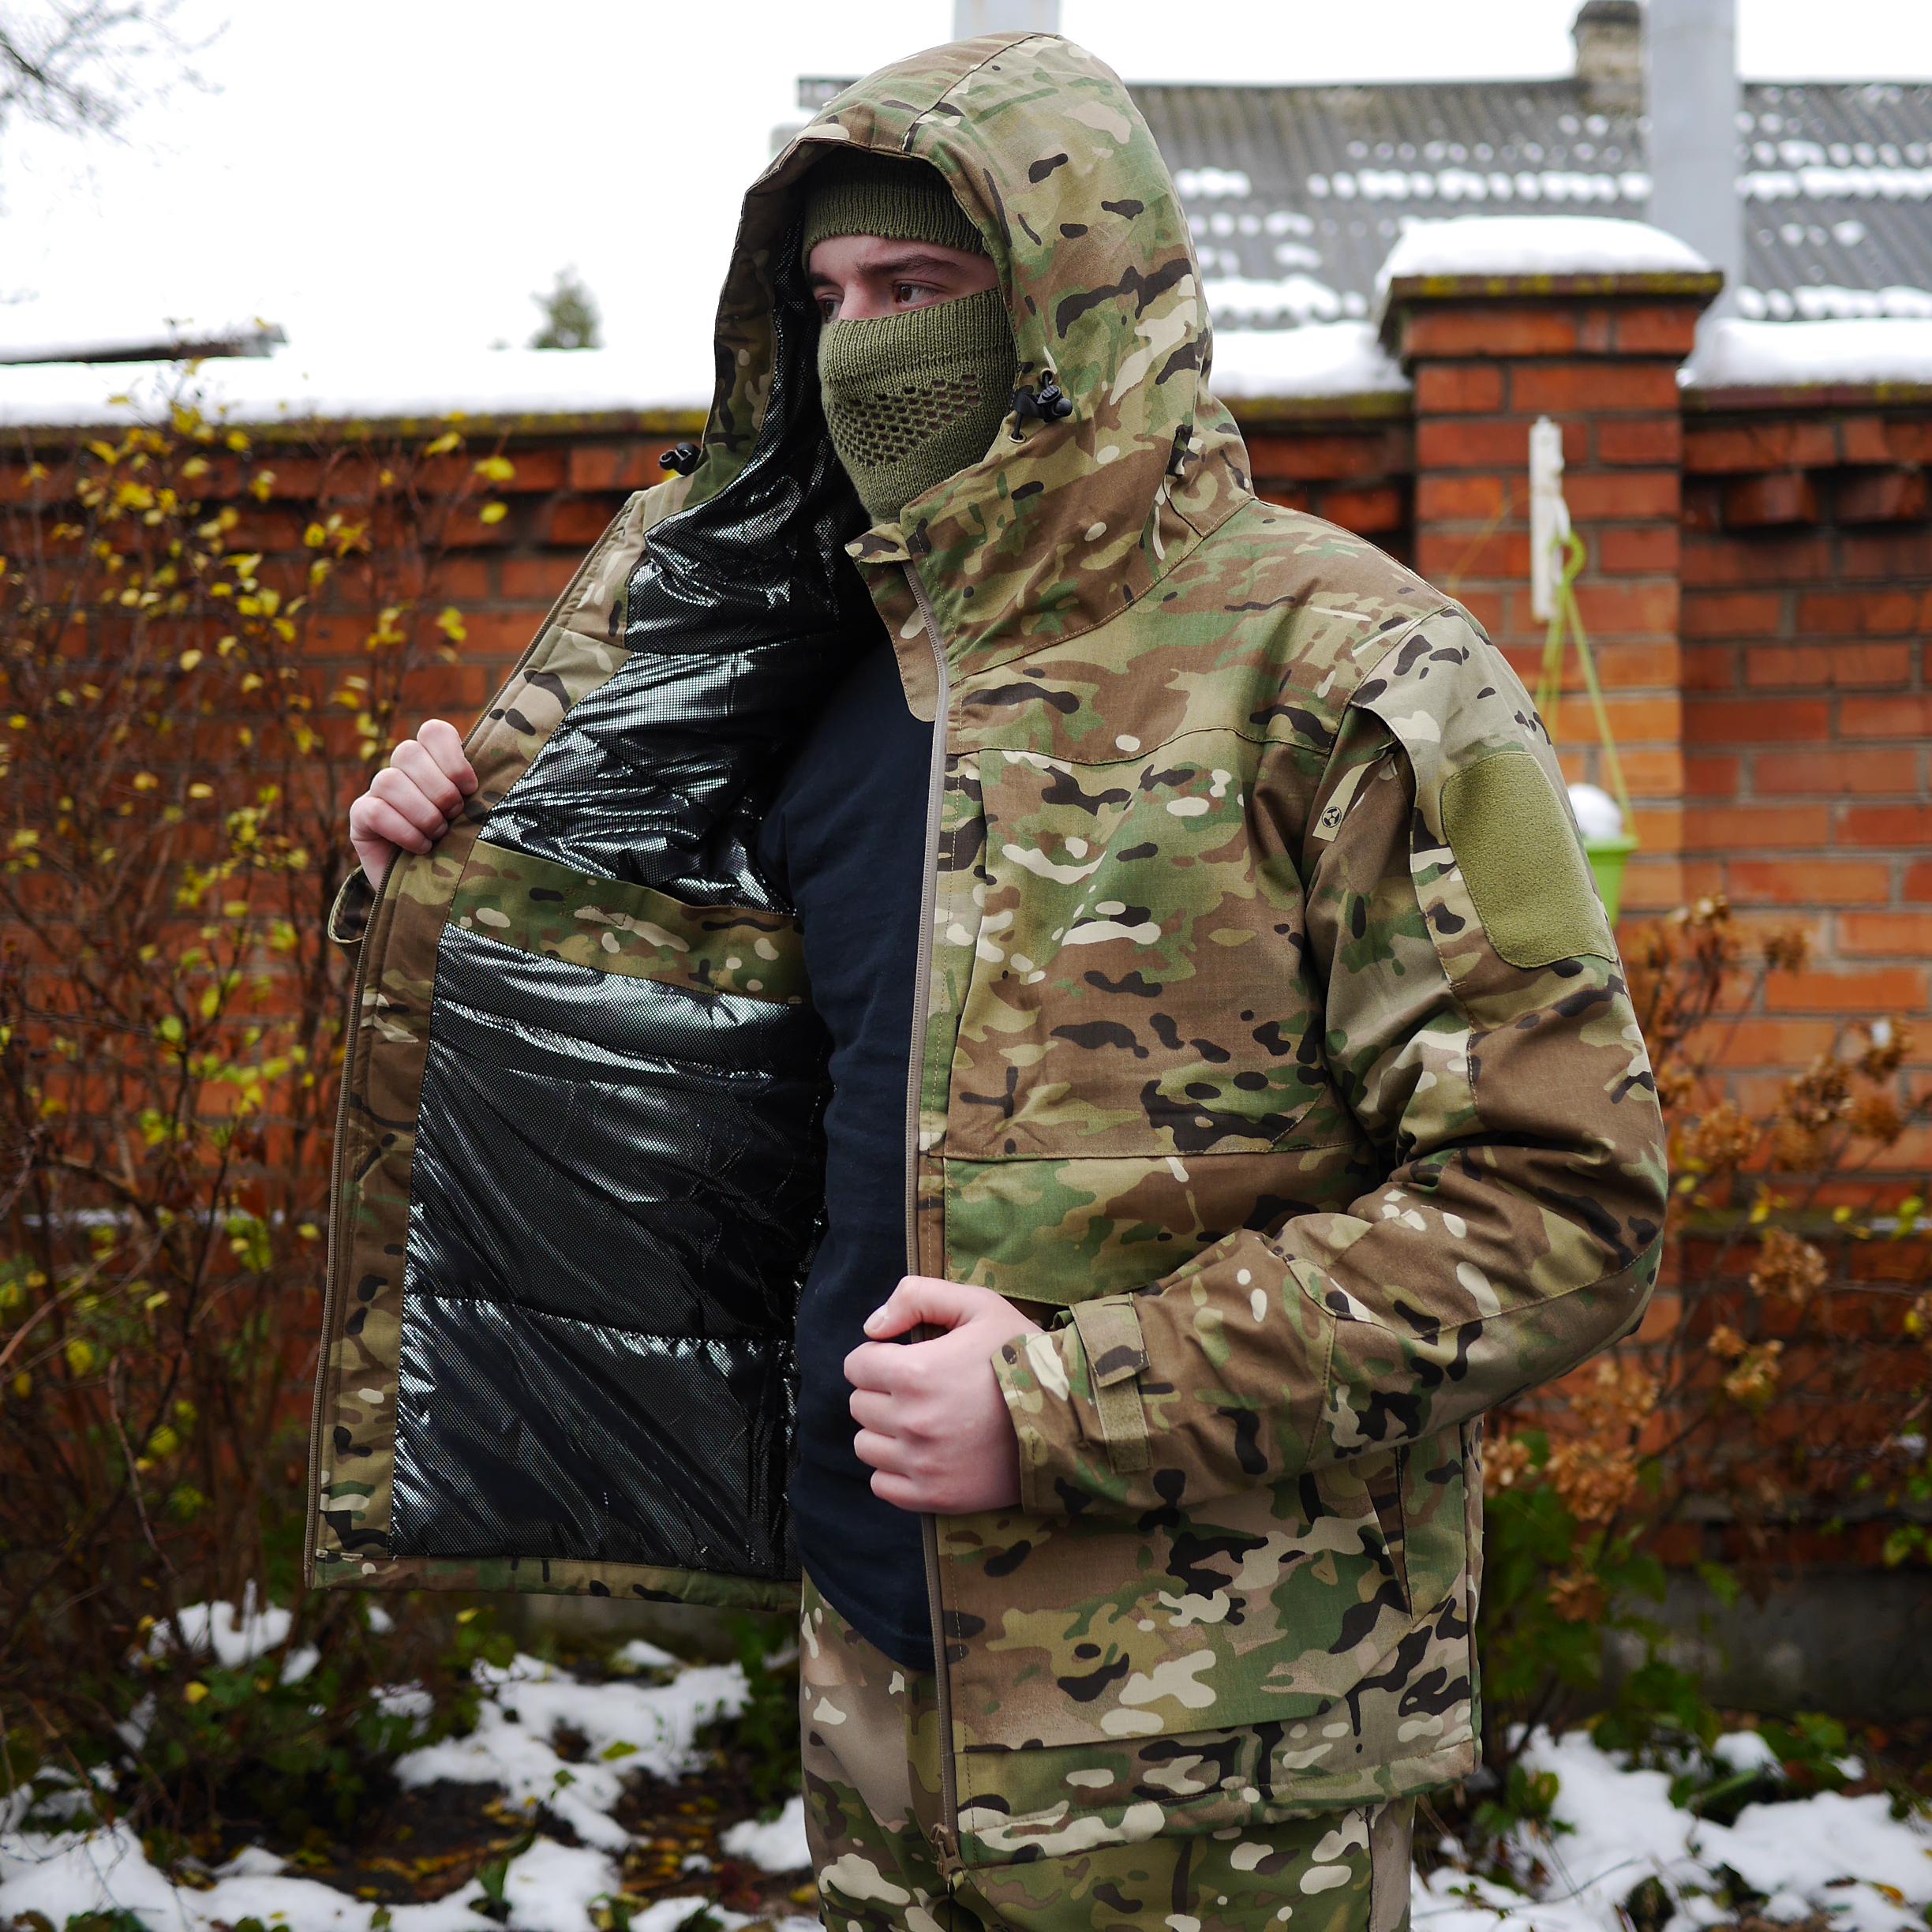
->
xmin=0 ymin=1820 xmax=491 ymax=1930
xmin=5 ymin=1616 xmax=1927 ymax=1932
xmin=392 ymin=1653 xmax=747 ymax=1852
xmin=1421 ymin=1729 xmax=1932 ymax=1932
xmin=720 ymin=1792 xmax=811 ymax=1873
xmin=496 ymin=1839 xmax=622 ymax=1932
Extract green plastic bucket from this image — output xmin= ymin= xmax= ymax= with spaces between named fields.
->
xmin=1586 ymin=833 xmax=1640 ymax=926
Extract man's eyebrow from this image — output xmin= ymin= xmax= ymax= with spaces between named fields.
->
xmin=861 ymin=249 xmax=978 ymax=276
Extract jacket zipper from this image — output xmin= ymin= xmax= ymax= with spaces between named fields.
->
xmin=303 ymin=884 xmax=383 ymax=1586
xmin=902 ymin=563 xmax=960 ymax=1869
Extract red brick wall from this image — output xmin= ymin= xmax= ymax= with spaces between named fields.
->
xmin=1679 ymin=401 xmax=1932 ymax=1165
xmin=7 ymin=289 xmax=1927 ymax=1139
xmin=1242 ymin=405 xmax=1412 ymax=560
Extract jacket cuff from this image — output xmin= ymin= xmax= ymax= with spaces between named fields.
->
xmin=327 ymin=870 xmax=376 ymax=953
xmin=993 ymin=1296 xmax=1152 ymax=1515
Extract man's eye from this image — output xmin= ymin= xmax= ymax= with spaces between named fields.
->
xmin=893 ymin=281 xmax=936 ymax=305
xmin=816 ymin=295 xmax=839 ymax=320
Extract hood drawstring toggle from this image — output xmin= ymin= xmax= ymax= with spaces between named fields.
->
xmin=658 ymin=443 xmax=702 ymax=476
xmin=1009 ymin=375 xmax=1073 ymax=438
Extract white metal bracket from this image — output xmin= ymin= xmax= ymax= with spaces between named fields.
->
xmin=1529 ymin=414 xmax=1571 ymax=623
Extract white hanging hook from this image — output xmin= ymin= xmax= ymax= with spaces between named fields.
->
xmin=1529 ymin=415 xmax=1571 ymax=623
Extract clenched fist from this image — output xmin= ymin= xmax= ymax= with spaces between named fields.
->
xmin=844 ymin=1278 xmax=1041 ymax=1515
xmin=348 ymin=719 xmax=477 ymax=888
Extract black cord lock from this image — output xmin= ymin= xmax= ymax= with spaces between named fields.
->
xmin=1009 ymin=375 xmax=1075 ymax=438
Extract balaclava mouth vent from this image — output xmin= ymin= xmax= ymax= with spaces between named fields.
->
xmin=801 ymin=150 xmax=1017 ymax=526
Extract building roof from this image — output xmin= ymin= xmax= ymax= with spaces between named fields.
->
xmin=797 ymin=69 xmax=1932 ymax=328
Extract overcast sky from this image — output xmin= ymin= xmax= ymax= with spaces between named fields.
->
xmin=3 ymin=0 xmax=1929 ymax=383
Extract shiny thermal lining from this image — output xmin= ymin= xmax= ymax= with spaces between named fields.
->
xmin=389 ymin=238 xmax=874 ymax=1577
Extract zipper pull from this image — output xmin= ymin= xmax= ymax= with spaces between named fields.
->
xmin=929 ymin=1821 xmax=963 ymax=1881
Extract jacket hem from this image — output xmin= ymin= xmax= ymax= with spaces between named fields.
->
xmin=953 ymin=1728 xmax=1477 ymax=1870
xmin=309 ymin=1549 xmax=801 ymax=1613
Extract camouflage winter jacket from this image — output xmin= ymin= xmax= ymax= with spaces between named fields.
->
xmin=309 ymin=32 xmax=1668 ymax=1870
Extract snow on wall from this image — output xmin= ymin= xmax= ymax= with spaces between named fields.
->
xmin=1378 ymin=214 xmax=1712 ymax=289
xmin=1211 ymin=322 xmax=1409 ymax=398
xmin=0 ymin=347 xmax=712 ymax=432
xmin=1688 ymin=315 xmax=1932 ymax=388
xmin=5 ymin=304 xmax=1932 ymax=429
xmin=0 ymin=324 xmax=1409 ymax=429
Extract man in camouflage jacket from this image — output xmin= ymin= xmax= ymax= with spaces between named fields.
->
xmin=312 ymin=29 xmax=1668 ymax=1930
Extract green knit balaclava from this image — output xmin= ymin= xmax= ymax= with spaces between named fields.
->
xmin=802 ymin=151 xmax=1017 ymax=524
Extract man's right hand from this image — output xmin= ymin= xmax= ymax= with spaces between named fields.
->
xmin=348 ymin=719 xmax=478 ymax=888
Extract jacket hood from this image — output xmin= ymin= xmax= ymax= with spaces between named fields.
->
xmin=694 ymin=32 xmax=1253 ymax=674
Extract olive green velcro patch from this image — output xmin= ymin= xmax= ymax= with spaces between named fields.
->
xmin=1440 ymin=748 xmax=1616 ymax=968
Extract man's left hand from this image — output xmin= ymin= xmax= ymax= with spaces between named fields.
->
xmin=844 ymin=1278 xmax=1043 ymax=1515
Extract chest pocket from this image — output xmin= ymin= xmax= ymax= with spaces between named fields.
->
xmin=947 ymin=743 xmax=1328 ymax=1161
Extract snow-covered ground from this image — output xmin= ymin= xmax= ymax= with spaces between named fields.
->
xmin=1418 ymin=1729 xmax=1932 ymax=1932
xmin=3 ymin=1616 xmax=1927 ymax=1932
xmin=1 ymin=1637 xmax=819 ymax=1932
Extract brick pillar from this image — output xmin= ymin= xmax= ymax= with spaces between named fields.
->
xmin=1380 ymin=264 xmax=1722 ymax=918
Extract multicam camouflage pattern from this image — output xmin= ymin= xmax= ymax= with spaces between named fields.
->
xmin=803 ymin=1572 xmax=1417 ymax=1928
xmin=308 ymin=24 xmax=1668 ymax=1865
xmin=450 ymin=846 xmax=808 ymax=1008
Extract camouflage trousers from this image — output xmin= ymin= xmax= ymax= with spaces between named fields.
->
xmin=799 ymin=1574 xmax=1415 ymax=1932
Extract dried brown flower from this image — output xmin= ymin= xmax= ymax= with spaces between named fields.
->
xmin=1548 ymin=1570 xmax=1609 ymax=1624
xmin=1721 ymin=1339 xmax=1784 ymax=1410
xmin=1761 ymin=926 xmax=1812 ymax=973
xmin=1769 ymin=1118 xmax=1825 ymax=1172
xmin=1749 ymin=1227 xmax=1829 ymax=1309
xmin=1655 ymin=1064 xmax=1699 ymax=1114
xmin=1683 ymin=1099 xmax=1757 ymax=1171
xmin=1848 ymin=1093 xmax=1904 ymax=1144
xmin=1784 ymin=1057 xmax=1852 ymax=1133
xmin=1483 ymin=1433 xmax=1536 ymax=1496
xmin=1857 ymin=1018 xmax=1912 ymax=1081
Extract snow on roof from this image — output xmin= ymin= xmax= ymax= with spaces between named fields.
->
xmin=1377 ymin=214 xmax=1713 ymax=290
xmin=0 ymin=346 xmax=712 ymax=431
xmin=1211 ymin=322 xmax=1409 ymax=399
xmin=1125 ymin=78 xmax=1932 ymax=331
xmin=1688 ymin=315 xmax=1932 ymax=388
xmin=1206 ymin=272 xmax=1367 ymax=326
